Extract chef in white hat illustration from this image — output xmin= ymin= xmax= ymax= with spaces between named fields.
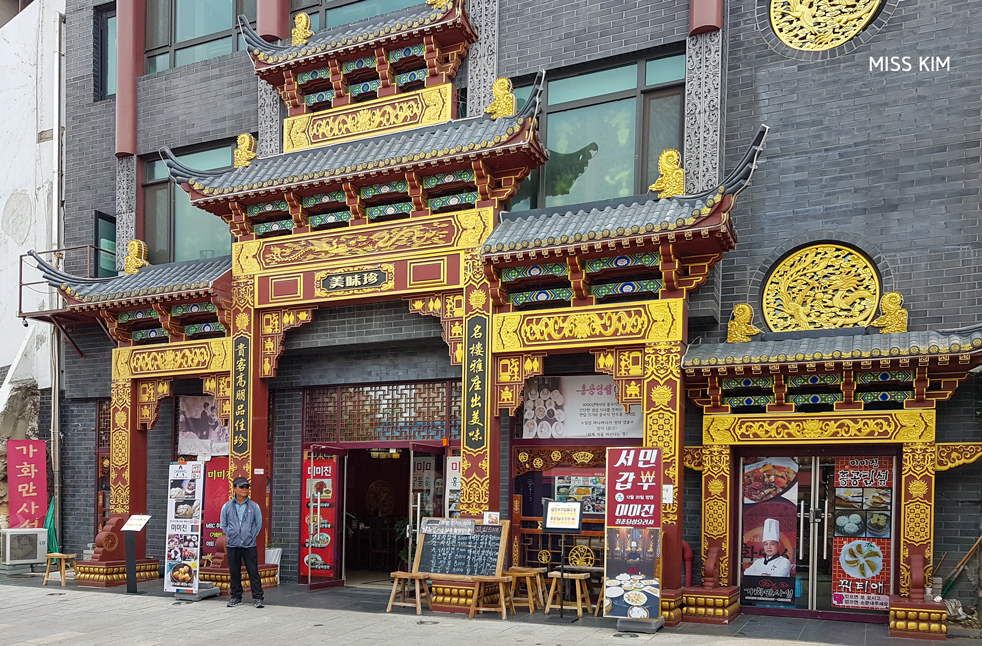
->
xmin=744 ymin=518 xmax=792 ymax=577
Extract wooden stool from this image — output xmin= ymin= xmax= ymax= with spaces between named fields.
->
xmin=468 ymin=575 xmax=515 ymax=620
xmin=518 ymin=566 xmax=547 ymax=608
xmin=42 ymin=553 xmax=77 ymax=587
xmin=386 ymin=571 xmax=433 ymax=615
xmin=544 ymin=571 xmax=593 ymax=618
xmin=504 ymin=568 xmax=541 ymax=613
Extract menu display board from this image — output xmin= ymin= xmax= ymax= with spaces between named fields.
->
xmin=165 ymin=461 xmax=204 ymax=593
xmin=740 ymin=457 xmax=799 ymax=607
xmin=414 ymin=519 xmax=508 ymax=577
xmin=831 ymin=457 xmax=893 ymax=610
xmin=202 ymin=457 xmax=229 ymax=560
xmin=552 ymin=467 xmax=606 ymax=515
xmin=603 ymin=447 xmax=662 ymax=621
xmin=544 ymin=501 xmax=583 ymax=533
xmin=523 ymin=376 xmax=642 ymax=439
xmin=7 ymin=440 xmax=47 ymax=528
xmin=300 ymin=455 xmax=338 ymax=579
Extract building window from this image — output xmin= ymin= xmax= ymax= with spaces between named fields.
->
xmin=144 ymin=0 xmax=257 ymax=74
xmin=290 ymin=0 xmax=421 ymax=33
xmin=143 ymin=145 xmax=234 ymax=264
xmin=97 ymin=7 xmax=117 ymax=99
xmin=510 ymin=53 xmax=686 ymax=212
xmin=95 ymin=211 xmax=117 ymax=277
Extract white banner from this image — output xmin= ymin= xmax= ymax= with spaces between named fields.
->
xmin=165 ymin=461 xmax=204 ymax=594
xmin=522 ymin=376 xmax=642 ymax=439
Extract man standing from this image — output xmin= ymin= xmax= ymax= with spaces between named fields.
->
xmin=220 ymin=477 xmax=265 ymax=608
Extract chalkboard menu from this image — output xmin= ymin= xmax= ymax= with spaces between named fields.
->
xmin=412 ymin=518 xmax=509 ymax=578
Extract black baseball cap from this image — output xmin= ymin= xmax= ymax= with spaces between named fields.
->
xmin=232 ymin=477 xmax=250 ymax=488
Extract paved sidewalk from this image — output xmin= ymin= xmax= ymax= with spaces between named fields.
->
xmin=0 ymin=576 xmax=975 ymax=646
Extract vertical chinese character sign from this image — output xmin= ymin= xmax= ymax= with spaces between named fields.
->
xmin=8 ymin=440 xmax=47 ymax=528
xmin=165 ymin=461 xmax=204 ymax=593
xmin=604 ymin=447 xmax=662 ymax=621
xmin=831 ymin=457 xmax=893 ymax=610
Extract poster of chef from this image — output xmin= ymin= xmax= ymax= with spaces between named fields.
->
xmin=740 ymin=457 xmax=798 ymax=607
xmin=165 ymin=461 xmax=204 ymax=593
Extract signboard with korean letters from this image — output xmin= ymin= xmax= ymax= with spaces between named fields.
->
xmin=7 ymin=440 xmax=47 ymax=528
xmin=165 ymin=461 xmax=204 ymax=593
xmin=603 ymin=447 xmax=662 ymax=621
xmin=831 ymin=457 xmax=893 ymax=611
xmin=523 ymin=376 xmax=642 ymax=440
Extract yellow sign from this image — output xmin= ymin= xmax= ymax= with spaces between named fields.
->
xmin=703 ymin=411 xmax=935 ymax=445
xmin=283 ymin=83 xmax=454 ymax=152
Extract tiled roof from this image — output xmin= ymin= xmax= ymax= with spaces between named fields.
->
xmin=162 ymin=74 xmax=545 ymax=200
xmin=239 ymin=2 xmax=460 ymax=67
xmin=30 ymin=252 xmax=231 ymax=306
xmin=481 ymin=125 xmax=768 ymax=256
xmin=683 ymin=324 xmax=982 ymax=368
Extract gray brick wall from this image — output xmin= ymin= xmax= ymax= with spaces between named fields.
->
xmin=62 ymin=324 xmax=113 ymax=400
xmin=59 ymin=398 xmax=97 ymax=554
xmin=145 ymin=398 xmax=174 ymax=563
xmin=270 ymin=389 xmax=302 ymax=583
xmin=498 ymin=0 xmax=688 ymax=79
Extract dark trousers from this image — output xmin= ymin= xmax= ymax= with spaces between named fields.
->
xmin=228 ymin=545 xmax=263 ymax=600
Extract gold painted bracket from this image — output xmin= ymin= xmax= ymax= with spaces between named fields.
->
xmin=259 ymin=308 xmax=316 ymax=377
xmin=683 ymin=447 xmax=704 ymax=471
xmin=136 ymin=378 xmax=172 ymax=431
xmin=704 ymin=410 xmax=936 ymax=445
xmin=408 ymin=292 xmax=465 ymax=365
xmin=935 ymin=442 xmax=982 ymax=471
xmin=493 ymin=352 xmax=546 ymax=415
xmin=593 ymin=347 xmax=645 ymax=411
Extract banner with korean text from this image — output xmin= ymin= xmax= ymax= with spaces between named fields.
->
xmin=7 ymin=440 xmax=47 ymax=528
xmin=523 ymin=376 xmax=642 ymax=439
xmin=165 ymin=461 xmax=204 ymax=593
xmin=202 ymin=457 xmax=229 ymax=560
xmin=603 ymin=447 xmax=662 ymax=621
xmin=300 ymin=454 xmax=338 ymax=580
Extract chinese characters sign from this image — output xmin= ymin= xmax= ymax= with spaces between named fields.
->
xmin=165 ymin=461 xmax=204 ymax=594
xmin=740 ymin=457 xmax=799 ymax=607
xmin=300 ymin=455 xmax=338 ymax=579
xmin=832 ymin=457 xmax=893 ymax=611
xmin=318 ymin=269 xmax=388 ymax=293
xmin=604 ymin=447 xmax=662 ymax=621
xmin=231 ymin=337 xmax=251 ymax=461
xmin=458 ymin=315 xmax=490 ymax=516
xmin=7 ymin=440 xmax=47 ymax=528
xmin=523 ymin=376 xmax=642 ymax=440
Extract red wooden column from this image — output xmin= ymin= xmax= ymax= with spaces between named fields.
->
xmin=115 ymin=0 xmax=145 ymax=157
xmin=689 ymin=0 xmax=723 ymax=36
xmin=257 ymin=0 xmax=290 ymax=43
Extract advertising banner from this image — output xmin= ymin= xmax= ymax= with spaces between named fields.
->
xmin=165 ymin=461 xmax=204 ymax=593
xmin=412 ymin=456 xmax=443 ymax=517
xmin=445 ymin=457 xmax=462 ymax=518
xmin=7 ymin=440 xmax=47 ymax=528
xmin=603 ymin=447 xmax=662 ymax=621
xmin=831 ymin=457 xmax=893 ymax=610
xmin=551 ymin=467 xmax=606 ymax=516
xmin=202 ymin=457 xmax=229 ymax=560
xmin=523 ymin=376 xmax=642 ymax=440
xmin=177 ymin=395 xmax=229 ymax=456
xmin=300 ymin=455 xmax=337 ymax=579
xmin=740 ymin=457 xmax=799 ymax=607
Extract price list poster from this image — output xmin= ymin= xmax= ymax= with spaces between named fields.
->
xmin=301 ymin=455 xmax=337 ymax=578
xmin=165 ymin=461 xmax=204 ymax=593
xmin=832 ymin=457 xmax=893 ymax=611
xmin=603 ymin=447 xmax=662 ymax=621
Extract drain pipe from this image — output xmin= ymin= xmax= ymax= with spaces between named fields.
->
xmin=49 ymin=7 xmax=65 ymax=543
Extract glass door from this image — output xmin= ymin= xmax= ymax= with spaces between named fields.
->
xmin=740 ymin=453 xmax=895 ymax=616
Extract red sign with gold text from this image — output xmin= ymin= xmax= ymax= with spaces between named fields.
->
xmin=8 ymin=440 xmax=47 ymax=528
xmin=202 ymin=457 xmax=229 ymax=559
xmin=300 ymin=456 xmax=338 ymax=579
xmin=831 ymin=457 xmax=893 ymax=611
xmin=605 ymin=448 xmax=661 ymax=528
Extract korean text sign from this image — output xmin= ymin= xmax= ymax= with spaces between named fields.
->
xmin=164 ymin=461 xmax=204 ymax=594
xmin=8 ymin=440 xmax=47 ymax=528
xmin=605 ymin=447 xmax=662 ymax=527
xmin=300 ymin=455 xmax=337 ymax=579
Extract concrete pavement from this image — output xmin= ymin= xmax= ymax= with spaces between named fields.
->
xmin=0 ymin=577 xmax=976 ymax=646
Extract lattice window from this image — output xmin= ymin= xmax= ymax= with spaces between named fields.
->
xmin=97 ymin=399 xmax=112 ymax=449
xmin=304 ymin=380 xmax=461 ymax=444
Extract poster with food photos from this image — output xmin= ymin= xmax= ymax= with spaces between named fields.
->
xmin=165 ymin=461 xmax=204 ymax=593
xmin=832 ymin=457 xmax=893 ymax=610
xmin=300 ymin=455 xmax=338 ymax=579
xmin=740 ymin=457 xmax=799 ymax=607
xmin=522 ymin=376 xmax=642 ymax=440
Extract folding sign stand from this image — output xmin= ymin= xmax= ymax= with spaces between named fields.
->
xmin=543 ymin=500 xmax=583 ymax=623
xmin=121 ymin=515 xmax=152 ymax=595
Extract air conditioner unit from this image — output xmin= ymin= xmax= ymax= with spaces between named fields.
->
xmin=1 ymin=528 xmax=49 ymax=565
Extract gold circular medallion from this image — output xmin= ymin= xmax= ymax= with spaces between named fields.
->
xmin=762 ymin=244 xmax=880 ymax=332
xmin=770 ymin=0 xmax=883 ymax=51
xmin=568 ymin=545 xmax=595 ymax=567
xmin=537 ymin=550 xmax=551 ymax=564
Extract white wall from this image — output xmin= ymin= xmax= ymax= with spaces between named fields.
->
xmin=0 ymin=0 xmax=65 ymax=387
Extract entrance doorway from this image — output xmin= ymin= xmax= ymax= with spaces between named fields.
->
xmin=739 ymin=453 xmax=896 ymax=620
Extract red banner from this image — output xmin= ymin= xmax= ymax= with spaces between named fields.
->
xmin=831 ymin=457 xmax=893 ymax=610
xmin=202 ymin=457 xmax=230 ymax=560
xmin=300 ymin=456 xmax=338 ymax=579
xmin=606 ymin=447 xmax=661 ymax=527
xmin=8 ymin=440 xmax=47 ymax=528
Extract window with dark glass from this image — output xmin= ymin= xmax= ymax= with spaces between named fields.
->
xmin=97 ymin=7 xmax=117 ymax=99
xmin=143 ymin=145 xmax=234 ymax=264
xmin=95 ymin=211 xmax=117 ymax=277
xmin=290 ymin=0 xmax=422 ymax=33
xmin=144 ymin=0 xmax=256 ymax=73
xmin=509 ymin=53 xmax=686 ymax=212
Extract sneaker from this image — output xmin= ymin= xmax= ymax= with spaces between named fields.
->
xmin=255 ymin=599 xmax=265 ymax=608
xmin=227 ymin=598 xmax=242 ymax=607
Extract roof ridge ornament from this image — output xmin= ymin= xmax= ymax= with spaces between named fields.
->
xmin=234 ymin=133 xmax=258 ymax=168
xmin=426 ymin=0 xmax=453 ymax=10
xmin=124 ymin=240 xmax=151 ymax=275
xmin=871 ymin=291 xmax=908 ymax=334
xmin=727 ymin=304 xmax=762 ymax=343
xmin=485 ymin=77 xmax=516 ymax=120
xmin=649 ymin=149 xmax=685 ymax=198
xmin=292 ymin=12 xmax=313 ymax=47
